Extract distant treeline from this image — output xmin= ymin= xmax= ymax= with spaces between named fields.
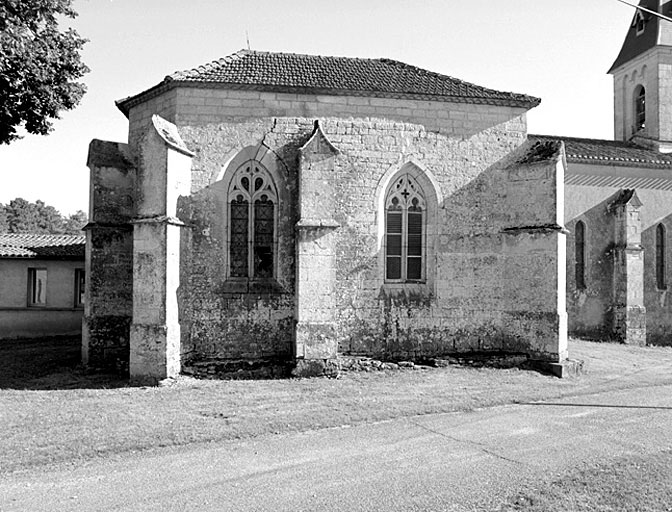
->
xmin=0 ymin=198 xmax=87 ymax=235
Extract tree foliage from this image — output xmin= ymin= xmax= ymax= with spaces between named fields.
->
xmin=0 ymin=0 xmax=88 ymax=144
xmin=0 ymin=198 xmax=87 ymax=234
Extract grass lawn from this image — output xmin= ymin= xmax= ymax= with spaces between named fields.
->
xmin=2 ymin=336 xmax=672 ymax=476
xmin=500 ymin=450 xmax=672 ymax=512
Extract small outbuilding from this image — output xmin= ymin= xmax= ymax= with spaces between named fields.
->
xmin=0 ymin=234 xmax=85 ymax=340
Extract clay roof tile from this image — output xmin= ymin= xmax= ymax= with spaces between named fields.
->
xmin=118 ymin=49 xmax=540 ymax=115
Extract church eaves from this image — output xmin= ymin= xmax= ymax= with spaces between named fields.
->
xmin=116 ymin=49 xmax=540 ymax=116
xmin=530 ymin=134 xmax=672 ymax=168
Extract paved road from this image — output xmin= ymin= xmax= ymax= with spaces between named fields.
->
xmin=3 ymin=384 xmax=672 ymax=512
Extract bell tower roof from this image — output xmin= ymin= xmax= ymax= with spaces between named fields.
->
xmin=609 ymin=0 xmax=672 ymax=74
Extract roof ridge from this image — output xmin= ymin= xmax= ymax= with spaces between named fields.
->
xmin=169 ymin=49 xmax=392 ymax=79
xmin=379 ymin=57 xmax=530 ymax=100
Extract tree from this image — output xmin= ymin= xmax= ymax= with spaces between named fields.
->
xmin=63 ymin=209 xmax=88 ymax=234
xmin=0 ymin=210 xmax=8 ymax=232
xmin=0 ymin=198 xmax=87 ymax=234
xmin=0 ymin=0 xmax=88 ymax=144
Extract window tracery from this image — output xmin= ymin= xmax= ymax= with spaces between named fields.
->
xmin=385 ymin=173 xmax=425 ymax=281
xmin=228 ymin=161 xmax=277 ymax=279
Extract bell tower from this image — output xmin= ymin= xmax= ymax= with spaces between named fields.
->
xmin=609 ymin=0 xmax=672 ymax=152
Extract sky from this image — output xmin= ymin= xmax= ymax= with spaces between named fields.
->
xmin=0 ymin=0 xmax=639 ymax=215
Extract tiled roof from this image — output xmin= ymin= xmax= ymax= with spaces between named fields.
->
xmin=529 ymin=135 xmax=672 ymax=169
xmin=0 ymin=246 xmax=36 ymax=257
xmin=0 ymin=234 xmax=85 ymax=259
xmin=117 ymin=50 xmax=540 ymax=114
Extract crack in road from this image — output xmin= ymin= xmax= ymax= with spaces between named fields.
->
xmin=407 ymin=419 xmax=526 ymax=466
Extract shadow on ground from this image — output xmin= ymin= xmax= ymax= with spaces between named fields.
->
xmin=0 ymin=336 xmax=128 ymax=390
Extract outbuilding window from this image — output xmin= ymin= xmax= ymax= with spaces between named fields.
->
xmin=228 ymin=161 xmax=277 ymax=279
xmin=75 ymin=269 xmax=85 ymax=307
xmin=28 ymin=268 xmax=47 ymax=306
xmin=385 ymin=174 xmax=425 ymax=282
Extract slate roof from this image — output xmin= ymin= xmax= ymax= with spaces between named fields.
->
xmin=608 ymin=0 xmax=672 ymax=73
xmin=529 ymin=134 xmax=672 ymax=169
xmin=0 ymin=234 xmax=85 ymax=259
xmin=117 ymin=49 xmax=540 ymax=115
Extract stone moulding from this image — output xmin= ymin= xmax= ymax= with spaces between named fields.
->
xmin=130 ymin=215 xmax=187 ymax=227
xmin=295 ymin=219 xmax=340 ymax=229
xmin=151 ymin=115 xmax=194 ymax=157
xmin=82 ymin=222 xmax=133 ymax=231
xmin=116 ymin=80 xmax=540 ymax=119
xmin=299 ymin=120 xmax=340 ymax=155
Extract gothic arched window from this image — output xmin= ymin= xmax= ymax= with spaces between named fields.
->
xmin=228 ymin=161 xmax=277 ymax=279
xmin=385 ymin=174 xmax=425 ymax=282
xmin=657 ymin=223 xmax=667 ymax=290
xmin=575 ymin=221 xmax=586 ymax=290
xmin=635 ymin=85 xmax=646 ymax=132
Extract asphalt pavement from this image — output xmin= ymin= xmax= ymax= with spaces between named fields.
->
xmin=2 ymin=383 xmax=672 ymax=511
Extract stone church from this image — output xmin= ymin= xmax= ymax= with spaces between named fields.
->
xmin=83 ymin=0 xmax=671 ymax=383
xmin=536 ymin=0 xmax=672 ymax=346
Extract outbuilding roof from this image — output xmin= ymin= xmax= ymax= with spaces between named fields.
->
xmin=116 ymin=49 xmax=540 ymax=115
xmin=529 ymin=134 xmax=672 ymax=169
xmin=0 ymin=234 xmax=85 ymax=259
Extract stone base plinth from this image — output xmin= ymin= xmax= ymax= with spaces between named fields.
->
xmin=529 ymin=358 xmax=585 ymax=378
xmin=292 ymin=359 xmax=339 ymax=378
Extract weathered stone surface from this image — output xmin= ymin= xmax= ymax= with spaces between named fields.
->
xmin=182 ymin=359 xmax=291 ymax=380
xmin=565 ymin=187 xmax=649 ymax=346
xmin=529 ymin=358 xmax=586 ymax=378
xmin=86 ymin=70 xmax=569 ymax=380
xmin=292 ymin=359 xmax=340 ymax=378
xmin=82 ymin=142 xmax=134 ymax=372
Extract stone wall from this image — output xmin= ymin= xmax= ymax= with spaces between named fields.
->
xmin=176 ymin=140 xmax=297 ymax=362
xmin=127 ymin=89 xmax=178 ymax=153
xmin=643 ymin=210 xmax=672 ymax=346
xmin=565 ymin=164 xmax=672 ymax=345
xmin=122 ymin=88 xmax=566 ymax=365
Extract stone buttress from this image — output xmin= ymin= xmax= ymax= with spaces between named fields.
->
xmin=83 ymin=140 xmax=135 ymax=372
xmin=293 ymin=121 xmax=341 ymax=376
xmin=129 ymin=116 xmax=193 ymax=383
xmin=609 ymin=189 xmax=646 ymax=345
xmin=501 ymin=140 xmax=572 ymax=374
